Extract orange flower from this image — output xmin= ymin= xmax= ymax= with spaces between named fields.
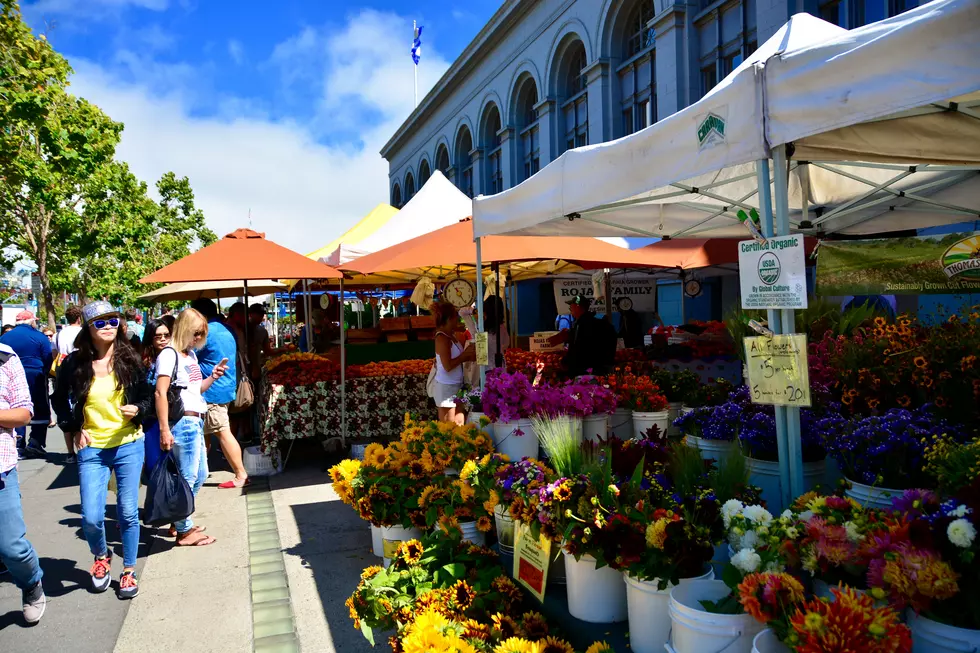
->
xmin=897 ymin=395 xmax=911 ymax=408
xmin=738 ymin=572 xmax=805 ymax=624
xmin=913 ymin=356 xmax=927 ymax=368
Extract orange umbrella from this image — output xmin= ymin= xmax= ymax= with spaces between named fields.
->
xmin=140 ymin=228 xmax=342 ymax=283
xmin=343 ymin=220 xmax=680 ymax=275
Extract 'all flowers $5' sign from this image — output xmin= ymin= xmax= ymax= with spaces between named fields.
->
xmin=743 ymin=334 xmax=811 ymax=407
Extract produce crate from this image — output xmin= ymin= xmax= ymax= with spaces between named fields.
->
xmin=347 ymin=328 xmax=382 ymax=343
xmin=380 ymin=317 xmax=411 ymax=331
xmin=386 ymin=332 xmax=409 ymax=343
xmin=410 ymin=315 xmax=436 ymax=330
xmin=415 ymin=329 xmax=436 ymax=341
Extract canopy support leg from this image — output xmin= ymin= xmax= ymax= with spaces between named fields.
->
xmin=475 ymin=238 xmax=485 ymax=390
xmin=340 ymin=277 xmax=346 ymax=449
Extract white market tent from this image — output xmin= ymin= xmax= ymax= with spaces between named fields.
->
xmin=471 ymin=0 xmax=980 ymax=509
xmin=318 ymin=170 xmax=472 ymax=267
xmin=472 ymin=0 xmax=980 ymax=240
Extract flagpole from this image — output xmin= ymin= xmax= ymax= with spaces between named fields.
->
xmin=413 ymin=20 xmax=418 ymax=108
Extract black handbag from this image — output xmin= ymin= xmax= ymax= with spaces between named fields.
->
xmin=143 ymin=451 xmax=194 ymax=526
xmin=148 ymin=347 xmax=185 ymax=425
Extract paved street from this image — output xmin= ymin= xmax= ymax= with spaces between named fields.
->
xmin=1 ymin=431 xmax=379 ymax=653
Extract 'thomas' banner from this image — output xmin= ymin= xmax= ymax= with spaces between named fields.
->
xmin=553 ymin=278 xmax=657 ymax=314
xmin=817 ymin=232 xmax=980 ymax=296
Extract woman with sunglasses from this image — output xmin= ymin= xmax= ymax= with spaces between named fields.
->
xmin=139 ymin=316 xmax=175 ymax=477
xmin=52 ymin=301 xmax=153 ymax=599
xmin=154 ymin=309 xmax=227 ymax=547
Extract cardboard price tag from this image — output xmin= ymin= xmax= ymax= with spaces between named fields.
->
xmin=475 ymin=332 xmax=489 ymax=366
xmin=513 ymin=522 xmax=551 ymax=602
xmin=743 ymin=334 xmax=811 ymax=407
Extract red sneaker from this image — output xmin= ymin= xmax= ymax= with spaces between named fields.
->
xmin=90 ymin=554 xmax=112 ymax=593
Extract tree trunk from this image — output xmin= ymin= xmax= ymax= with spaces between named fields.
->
xmin=36 ymin=238 xmax=57 ymax=330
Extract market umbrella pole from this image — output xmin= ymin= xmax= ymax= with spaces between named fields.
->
xmin=756 ymin=159 xmax=792 ymax=510
xmin=492 ymin=262 xmax=502 ymax=368
xmin=340 ymin=276 xmax=347 ymax=448
xmin=475 ymin=238 xmax=485 ymax=389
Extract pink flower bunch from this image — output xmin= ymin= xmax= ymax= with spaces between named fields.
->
xmin=483 ymin=368 xmax=543 ymax=422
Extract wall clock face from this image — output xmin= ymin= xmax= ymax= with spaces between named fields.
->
xmin=444 ymin=278 xmax=476 ymax=308
xmin=684 ymin=279 xmax=702 ymax=298
xmin=319 ymin=294 xmax=331 ymax=309
xmin=618 ymin=297 xmax=633 ymax=311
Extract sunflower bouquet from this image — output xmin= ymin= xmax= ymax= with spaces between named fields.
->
xmin=399 ymin=417 xmax=494 ymax=473
xmin=419 ymin=474 xmax=496 ymax=536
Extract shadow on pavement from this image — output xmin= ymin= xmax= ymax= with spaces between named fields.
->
xmin=46 ymin=461 xmax=80 ymax=491
xmin=0 ymin=557 xmax=92 ymax=631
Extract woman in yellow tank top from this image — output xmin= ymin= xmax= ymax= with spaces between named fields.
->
xmin=52 ymin=301 xmax=153 ymax=600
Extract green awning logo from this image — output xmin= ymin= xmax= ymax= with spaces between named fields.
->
xmin=697 ymin=113 xmax=726 ymax=148
xmin=941 ymin=235 xmax=980 ymax=280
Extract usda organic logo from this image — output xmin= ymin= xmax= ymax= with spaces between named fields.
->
xmin=758 ymin=252 xmax=781 ymax=285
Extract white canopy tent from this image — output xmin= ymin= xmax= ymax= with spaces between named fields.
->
xmin=472 ymin=0 xmax=980 ymax=241
xmin=471 ymin=0 xmax=980 ymax=510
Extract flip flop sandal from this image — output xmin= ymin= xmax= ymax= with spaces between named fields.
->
xmin=169 ymin=525 xmax=206 ymax=538
xmin=176 ymin=533 xmax=217 ymax=547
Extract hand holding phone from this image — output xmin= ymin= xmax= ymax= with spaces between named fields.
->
xmin=212 ymin=357 xmax=230 ymax=379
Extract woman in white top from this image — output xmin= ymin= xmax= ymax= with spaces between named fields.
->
xmin=154 ymin=309 xmax=227 ymax=547
xmin=431 ymin=302 xmax=475 ymax=424
xmin=459 ymin=295 xmax=510 ymax=369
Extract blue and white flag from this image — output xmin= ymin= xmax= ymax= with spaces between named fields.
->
xmin=411 ymin=25 xmax=423 ymax=65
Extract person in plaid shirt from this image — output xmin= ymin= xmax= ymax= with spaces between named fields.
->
xmin=0 ymin=342 xmax=46 ymax=624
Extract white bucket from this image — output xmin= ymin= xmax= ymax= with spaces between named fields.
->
xmin=669 ymin=579 xmax=764 ymax=653
xmin=243 ymin=445 xmax=281 ymax=477
xmin=686 ymin=435 xmax=737 ymax=462
xmin=582 ymin=414 xmax=609 ymax=443
xmin=350 ymin=443 xmax=368 ymax=461
xmin=908 ymin=611 xmax=980 ymax=652
xmin=467 ymin=411 xmax=490 ymax=435
xmin=493 ymin=504 xmax=516 ymax=551
xmin=380 ymin=525 xmax=423 ymax=568
xmin=626 ymin=567 xmax=714 ymax=653
xmin=569 ymin=416 xmax=584 ymax=443
xmin=747 ymin=458 xmax=826 ymax=515
xmin=564 ymin=552 xmax=627 ymax=623
xmin=667 ymin=402 xmax=685 ymax=437
xmin=492 ymin=420 xmax=539 ymax=461
xmin=370 ymin=524 xmax=383 ymax=558
xmin=458 ymin=520 xmax=487 ymax=547
xmin=845 ymin=478 xmax=904 ymax=510
xmin=752 ymin=629 xmax=790 ymax=653
xmin=610 ymin=408 xmax=633 ymax=440
xmin=633 ymin=411 xmax=670 ymax=439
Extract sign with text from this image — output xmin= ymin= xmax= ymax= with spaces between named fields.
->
xmin=817 ymin=232 xmax=980 ymax=295
xmin=553 ymin=278 xmax=656 ymax=314
xmin=739 ymin=236 xmax=808 ymax=309
xmin=743 ymin=334 xmax=811 ymax=407
xmin=474 ymin=332 xmax=489 ymax=366
xmin=513 ymin=522 xmax=551 ymax=602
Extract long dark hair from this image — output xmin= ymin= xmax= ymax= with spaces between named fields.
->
xmin=142 ymin=316 xmax=176 ymax=364
xmin=72 ymin=321 xmax=145 ymax=396
xmin=484 ymin=295 xmax=506 ymax=335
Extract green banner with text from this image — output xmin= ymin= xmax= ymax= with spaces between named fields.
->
xmin=817 ymin=232 xmax=980 ymax=295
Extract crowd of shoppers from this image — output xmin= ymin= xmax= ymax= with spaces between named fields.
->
xmin=0 ymin=297 xmax=271 ymax=622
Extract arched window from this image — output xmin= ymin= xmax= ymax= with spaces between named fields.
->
xmin=618 ymin=0 xmax=656 ymax=136
xmin=455 ymin=127 xmax=474 ymax=198
xmin=405 ymin=172 xmax=416 ymax=202
xmin=435 ymin=144 xmax=450 ymax=177
xmin=391 ymin=183 xmax=402 ymax=208
xmin=418 ymin=159 xmax=431 ymax=187
xmin=481 ymin=104 xmax=503 ymax=195
xmin=559 ymin=41 xmax=589 ymax=153
xmin=514 ymin=77 xmax=540 ymax=182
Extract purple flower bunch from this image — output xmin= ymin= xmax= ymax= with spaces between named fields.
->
xmin=816 ymin=405 xmax=966 ymax=488
xmin=483 ymin=368 xmax=543 ymax=422
xmin=556 ymin=380 xmax=617 ymax=417
xmin=494 ymin=457 xmax=551 ymax=503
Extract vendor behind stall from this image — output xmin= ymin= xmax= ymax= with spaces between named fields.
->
xmin=549 ymin=295 xmax=616 ymax=377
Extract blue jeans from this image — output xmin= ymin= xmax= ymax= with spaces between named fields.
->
xmin=171 ymin=417 xmax=207 ymax=534
xmin=15 ymin=423 xmax=47 ymax=450
xmin=0 ymin=468 xmax=43 ymax=591
xmin=78 ymin=438 xmax=144 ymax=568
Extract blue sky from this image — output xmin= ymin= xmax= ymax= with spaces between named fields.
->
xmin=21 ymin=0 xmax=501 ymax=251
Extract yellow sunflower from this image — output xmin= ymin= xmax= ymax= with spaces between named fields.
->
xmin=476 ymin=515 xmax=493 ymax=532
xmin=400 ymin=539 xmax=424 ymax=565
xmin=540 ymin=637 xmax=575 ymax=653
xmin=360 ymin=565 xmax=383 ymax=580
xmin=494 ymin=637 xmax=540 ymax=653
xmin=419 ymin=484 xmax=440 ymax=507
xmin=450 ymin=580 xmax=476 ymax=611
xmin=460 ymin=459 xmax=478 ymax=480
xmin=584 ymin=642 xmax=613 ymax=653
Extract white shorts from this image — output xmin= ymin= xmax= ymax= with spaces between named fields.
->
xmin=432 ymin=382 xmax=462 ymax=409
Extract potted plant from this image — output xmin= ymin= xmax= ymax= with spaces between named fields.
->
xmin=483 ymin=368 xmax=542 ymax=461
xmin=628 ymin=375 xmax=670 ymax=439
xmin=650 ymin=368 xmax=702 ymax=436
xmin=560 ymin=379 xmax=617 ymax=442
xmin=489 ymin=456 xmax=553 ymax=552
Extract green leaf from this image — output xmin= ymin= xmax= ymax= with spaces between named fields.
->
xmin=441 ymin=563 xmax=465 ymax=580
xmin=721 ymin=563 xmax=743 ymax=591
xmin=359 ymin=621 xmax=375 ymax=646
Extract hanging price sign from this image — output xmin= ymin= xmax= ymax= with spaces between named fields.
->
xmin=743 ymin=334 xmax=811 ymax=407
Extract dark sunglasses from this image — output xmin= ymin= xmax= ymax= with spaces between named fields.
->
xmin=193 ymin=330 xmax=206 ymax=338
xmin=91 ymin=317 xmax=120 ymax=330
xmin=154 ymin=331 xmax=171 ymax=339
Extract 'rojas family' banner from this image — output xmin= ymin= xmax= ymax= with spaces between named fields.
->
xmin=553 ymin=278 xmax=657 ymax=314
xmin=817 ymin=232 xmax=980 ymax=295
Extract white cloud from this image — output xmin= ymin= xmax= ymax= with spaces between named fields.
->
xmin=227 ymin=39 xmax=244 ymax=65
xmin=63 ymin=10 xmax=452 ymax=254
xmin=25 ymin=0 xmax=169 ymax=22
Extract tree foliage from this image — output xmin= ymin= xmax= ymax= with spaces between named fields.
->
xmin=0 ymin=1 xmax=215 ymax=324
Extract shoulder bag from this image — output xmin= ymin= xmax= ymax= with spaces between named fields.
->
xmin=229 ymin=349 xmax=254 ymax=413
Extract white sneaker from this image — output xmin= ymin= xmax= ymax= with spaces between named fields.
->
xmin=23 ymin=581 xmax=46 ymax=625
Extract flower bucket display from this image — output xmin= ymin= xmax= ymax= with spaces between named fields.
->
xmin=493 ymin=504 xmax=515 ymax=551
xmin=465 ymin=411 xmax=489 ymax=435
xmin=458 ymin=520 xmax=487 ymax=547
xmin=492 ymin=420 xmax=538 ymax=461
xmin=686 ymin=435 xmax=737 ymax=463
xmin=752 ymin=629 xmax=789 ymax=653
xmin=908 ymin=611 xmax=980 ymax=652
xmin=844 ymin=478 xmax=905 ymax=510
xmin=633 ymin=411 xmax=669 ymax=440
xmin=667 ymin=402 xmax=685 ymax=437
xmin=609 ymin=408 xmax=632 ymax=439
xmin=564 ymin=552 xmax=627 ymax=623
xmin=568 ymin=416 xmax=584 ymax=444
xmin=370 ymin=524 xmax=383 ymax=558
xmin=668 ymin=579 xmax=764 ymax=653
xmin=582 ymin=413 xmax=609 ymax=442
xmin=350 ymin=442 xmax=368 ymax=460
xmin=746 ymin=457 xmax=826 ymax=514
xmin=626 ymin=567 xmax=714 ymax=653
xmin=381 ymin=525 xmax=423 ymax=567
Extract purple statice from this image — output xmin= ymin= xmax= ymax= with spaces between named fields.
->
xmin=821 ymin=405 xmax=966 ymax=488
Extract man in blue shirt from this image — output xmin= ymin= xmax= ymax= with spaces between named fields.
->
xmin=190 ymin=299 xmax=248 ymax=488
xmin=0 ymin=311 xmax=52 ymax=459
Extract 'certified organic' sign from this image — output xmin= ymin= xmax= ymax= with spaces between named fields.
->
xmin=738 ymin=235 xmax=808 ymax=310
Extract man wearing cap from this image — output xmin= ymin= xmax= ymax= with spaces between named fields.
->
xmin=549 ymin=295 xmax=616 ymax=377
xmin=0 ymin=311 xmax=53 ymax=459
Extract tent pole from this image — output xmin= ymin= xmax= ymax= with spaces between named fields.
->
xmin=757 ymin=158 xmax=792 ymax=511
xmin=492 ymin=262 xmax=502 ymax=368
xmin=340 ymin=277 xmax=346 ymax=449
xmin=243 ymin=280 xmax=250 ymax=375
xmin=772 ymin=145 xmax=805 ymax=500
xmin=475 ymin=238 xmax=485 ymax=389
xmin=303 ymin=280 xmax=312 ymax=352
xmin=604 ymin=269 xmax=613 ymax=324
